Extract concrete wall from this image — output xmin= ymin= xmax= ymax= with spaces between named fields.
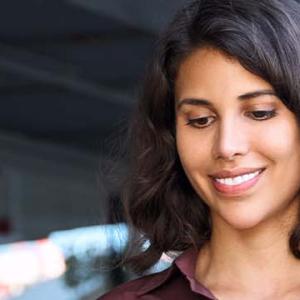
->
xmin=0 ymin=132 xmax=112 ymax=243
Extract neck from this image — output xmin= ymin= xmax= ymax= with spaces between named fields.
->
xmin=195 ymin=200 xmax=300 ymax=296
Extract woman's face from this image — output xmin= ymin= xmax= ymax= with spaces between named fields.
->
xmin=175 ymin=48 xmax=300 ymax=230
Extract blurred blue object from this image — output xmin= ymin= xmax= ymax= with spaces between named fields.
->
xmin=49 ymin=223 xmax=129 ymax=257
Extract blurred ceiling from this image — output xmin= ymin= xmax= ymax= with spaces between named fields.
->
xmin=0 ymin=0 xmax=187 ymax=153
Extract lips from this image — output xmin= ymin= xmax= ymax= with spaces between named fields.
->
xmin=210 ymin=167 xmax=265 ymax=179
xmin=209 ymin=168 xmax=266 ymax=196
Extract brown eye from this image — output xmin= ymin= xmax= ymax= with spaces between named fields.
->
xmin=247 ymin=110 xmax=277 ymax=120
xmin=186 ymin=116 xmax=216 ymax=128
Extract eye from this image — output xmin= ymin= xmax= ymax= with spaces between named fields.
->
xmin=186 ymin=116 xmax=216 ymax=128
xmin=246 ymin=109 xmax=277 ymax=121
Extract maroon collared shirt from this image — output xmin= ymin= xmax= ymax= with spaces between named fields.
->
xmin=97 ymin=248 xmax=218 ymax=299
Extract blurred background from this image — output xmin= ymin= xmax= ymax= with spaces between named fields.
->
xmin=0 ymin=0 xmax=188 ymax=299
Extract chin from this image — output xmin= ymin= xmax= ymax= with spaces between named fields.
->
xmin=217 ymin=210 xmax=269 ymax=231
xmin=226 ymin=219 xmax=264 ymax=231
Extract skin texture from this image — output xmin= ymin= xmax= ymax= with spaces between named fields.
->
xmin=175 ymin=48 xmax=300 ymax=299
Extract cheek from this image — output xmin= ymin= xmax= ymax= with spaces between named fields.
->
xmin=256 ymin=121 xmax=300 ymax=160
xmin=176 ymin=127 xmax=211 ymax=174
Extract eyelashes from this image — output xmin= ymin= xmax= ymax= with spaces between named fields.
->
xmin=186 ymin=109 xmax=278 ymax=129
xmin=186 ymin=116 xmax=215 ymax=128
xmin=245 ymin=109 xmax=277 ymax=120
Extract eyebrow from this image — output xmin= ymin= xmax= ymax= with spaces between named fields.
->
xmin=176 ymin=89 xmax=277 ymax=110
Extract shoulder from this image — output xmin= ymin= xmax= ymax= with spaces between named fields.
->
xmin=96 ymin=266 xmax=175 ymax=300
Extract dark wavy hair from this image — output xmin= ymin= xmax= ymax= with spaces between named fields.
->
xmin=121 ymin=0 xmax=300 ymax=273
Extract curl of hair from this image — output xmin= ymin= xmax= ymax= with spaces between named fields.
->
xmin=121 ymin=0 xmax=300 ymax=274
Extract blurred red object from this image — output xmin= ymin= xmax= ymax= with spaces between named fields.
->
xmin=0 ymin=217 xmax=11 ymax=235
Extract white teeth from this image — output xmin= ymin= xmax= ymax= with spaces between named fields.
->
xmin=215 ymin=170 xmax=260 ymax=186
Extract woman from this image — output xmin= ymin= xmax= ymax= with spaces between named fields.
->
xmin=99 ymin=0 xmax=300 ymax=299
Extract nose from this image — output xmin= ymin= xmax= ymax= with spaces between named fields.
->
xmin=212 ymin=117 xmax=249 ymax=161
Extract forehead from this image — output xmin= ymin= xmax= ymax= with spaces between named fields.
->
xmin=175 ymin=48 xmax=273 ymax=102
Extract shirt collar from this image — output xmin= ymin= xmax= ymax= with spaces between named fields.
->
xmin=137 ymin=247 xmax=217 ymax=299
xmin=175 ymin=247 xmax=216 ymax=299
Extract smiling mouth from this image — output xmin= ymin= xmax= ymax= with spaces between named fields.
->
xmin=213 ymin=168 xmax=265 ymax=185
xmin=210 ymin=168 xmax=265 ymax=195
